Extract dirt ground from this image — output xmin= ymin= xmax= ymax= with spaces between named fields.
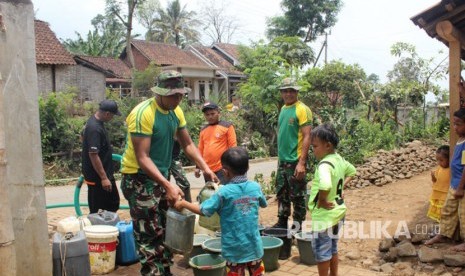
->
xmin=259 ymin=169 xmax=439 ymax=273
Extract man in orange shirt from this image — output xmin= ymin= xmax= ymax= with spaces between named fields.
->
xmin=195 ymin=102 xmax=237 ymax=183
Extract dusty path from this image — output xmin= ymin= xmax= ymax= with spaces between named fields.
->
xmin=259 ymin=169 xmax=432 ymax=271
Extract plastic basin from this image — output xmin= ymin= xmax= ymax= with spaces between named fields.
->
xmin=294 ymin=232 xmax=317 ymax=265
xmin=189 ymin=253 xmax=226 ymax=276
xmin=262 ymin=228 xmax=292 ymax=260
xmin=201 ymin=237 xmax=221 ymax=254
xmin=261 ymin=236 xmax=283 ymax=272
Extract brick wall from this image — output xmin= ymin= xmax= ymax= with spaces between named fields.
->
xmin=36 ymin=64 xmax=105 ymax=102
xmin=73 ymin=65 xmax=105 ymax=102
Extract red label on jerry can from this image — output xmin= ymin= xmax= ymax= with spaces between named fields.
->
xmin=88 ymin=241 xmax=117 ymax=252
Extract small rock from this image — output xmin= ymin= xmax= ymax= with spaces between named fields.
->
xmin=362 ymin=259 xmax=373 ymax=266
xmin=432 ymin=266 xmax=445 ymax=275
xmin=418 ymin=246 xmax=443 ymax=263
xmin=379 ymin=238 xmax=396 ymax=252
xmin=396 ymin=242 xmax=417 ymax=257
xmin=452 ymin=267 xmax=462 ymax=273
xmin=444 ymin=254 xmax=465 ymax=267
xmin=370 ymin=265 xmax=381 ymax=272
xmin=383 ymin=247 xmax=398 ymax=262
xmin=380 ymin=263 xmax=394 ymax=273
xmin=411 ymin=233 xmax=430 ymax=244
xmin=346 ymin=249 xmax=361 ymax=260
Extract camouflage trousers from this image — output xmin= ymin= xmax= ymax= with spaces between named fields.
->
xmin=121 ymin=173 xmax=172 ymax=276
xmin=275 ymin=162 xmax=308 ymax=223
xmin=169 ymin=159 xmax=192 ymax=202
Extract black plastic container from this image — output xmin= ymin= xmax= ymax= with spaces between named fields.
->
xmin=262 ymin=228 xmax=292 ymax=260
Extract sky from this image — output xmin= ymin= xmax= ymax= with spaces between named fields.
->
xmin=32 ymin=0 xmax=447 ymax=85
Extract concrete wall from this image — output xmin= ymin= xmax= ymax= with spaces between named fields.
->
xmin=37 ymin=64 xmax=105 ymax=102
xmin=0 ymin=1 xmax=52 ymax=275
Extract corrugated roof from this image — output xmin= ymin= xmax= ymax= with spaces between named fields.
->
xmin=411 ymin=0 xmax=465 ymax=59
xmin=34 ymin=20 xmax=76 ymax=65
xmin=131 ymin=40 xmax=210 ymax=67
xmin=75 ymin=55 xmax=131 ymax=79
xmin=190 ymin=45 xmax=244 ymax=76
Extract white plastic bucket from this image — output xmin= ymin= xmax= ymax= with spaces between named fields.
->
xmin=84 ymin=225 xmax=119 ymax=274
xmin=57 ymin=216 xmax=91 ymax=235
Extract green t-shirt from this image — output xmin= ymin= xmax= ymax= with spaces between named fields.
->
xmin=277 ymin=101 xmax=312 ymax=162
xmin=121 ymin=98 xmax=186 ymax=177
xmin=308 ymin=153 xmax=356 ymax=232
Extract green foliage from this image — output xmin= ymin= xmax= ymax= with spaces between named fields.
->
xmin=236 ymin=41 xmax=290 ymax=156
xmin=63 ymin=13 xmax=127 ymax=57
xmin=254 ymin=171 xmax=276 ymax=196
xmin=132 ymin=62 xmax=161 ymax=96
xmin=401 ymin=108 xmax=449 ymax=143
xmin=337 ymin=118 xmax=399 ymax=164
xmin=39 ymin=92 xmax=83 ymax=159
xmin=269 ymin=36 xmax=314 ymax=70
xmin=266 ymin=0 xmax=342 ymax=42
xmin=303 ymin=60 xmax=366 ymax=109
xmin=148 ymin=0 xmax=201 ymax=47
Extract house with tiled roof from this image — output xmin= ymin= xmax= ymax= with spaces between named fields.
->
xmin=188 ymin=43 xmax=246 ymax=101
xmin=35 ymin=20 xmax=105 ymax=101
xmin=74 ymin=55 xmax=132 ymax=96
xmin=121 ymin=40 xmax=222 ymax=102
xmin=212 ymin=43 xmax=241 ymax=67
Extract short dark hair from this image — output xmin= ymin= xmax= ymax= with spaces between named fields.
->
xmin=454 ymin=108 xmax=465 ymax=121
xmin=310 ymin=123 xmax=339 ymax=148
xmin=437 ymin=145 xmax=450 ymax=160
xmin=221 ymin=147 xmax=249 ymax=175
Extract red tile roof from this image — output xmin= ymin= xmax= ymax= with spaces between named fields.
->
xmin=213 ymin=43 xmax=241 ymax=62
xmin=75 ymin=55 xmax=131 ymax=79
xmin=34 ymin=20 xmax=75 ymax=65
xmin=131 ymin=40 xmax=210 ymax=67
xmin=190 ymin=46 xmax=244 ymax=76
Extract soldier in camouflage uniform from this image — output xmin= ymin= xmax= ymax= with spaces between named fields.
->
xmin=169 ymin=140 xmax=192 ymax=202
xmin=274 ymin=77 xmax=312 ymax=231
xmin=120 ymin=70 xmax=217 ymax=276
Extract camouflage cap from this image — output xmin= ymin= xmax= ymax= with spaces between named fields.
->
xmin=151 ymin=70 xmax=190 ymax=96
xmin=279 ymin=77 xmax=301 ymax=91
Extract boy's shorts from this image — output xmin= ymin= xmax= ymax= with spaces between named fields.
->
xmin=226 ymin=259 xmax=265 ymax=276
xmin=311 ymin=225 xmax=340 ymax=263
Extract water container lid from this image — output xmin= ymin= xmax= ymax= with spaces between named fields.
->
xmin=84 ymin=225 xmax=119 ymax=238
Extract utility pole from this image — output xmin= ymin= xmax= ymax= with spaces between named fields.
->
xmin=313 ymin=31 xmax=329 ymax=67
xmin=324 ymin=32 xmax=328 ymax=65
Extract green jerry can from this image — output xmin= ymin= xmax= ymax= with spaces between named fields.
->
xmin=198 ymin=181 xmax=221 ymax=231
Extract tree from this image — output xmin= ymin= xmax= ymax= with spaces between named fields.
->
xmin=135 ymin=0 xmax=161 ymax=41
xmin=200 ymin=0 xmax=239 ymax=44
xmin=150 ymin=0 xmax=201 ymax=47
xmin=383 ymin=42 xmax=447 ymax=127
xmin=236 ymin=41 xmax=289 ymax=156
xmin=62 ymin=14 xmax=126 ymax=57
xmin=303 ymin=60 xmax=366 ymax=109
xmin=266 ymin=0 xmax=342 ymax=42
xmin=269 ymin=36 xmax=314 ymax=73
xmin=106 ymin=0 xmax=143 ymax=69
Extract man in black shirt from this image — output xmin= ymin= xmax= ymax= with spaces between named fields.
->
xmin=82 ymin=100 xmax=121 ymax=213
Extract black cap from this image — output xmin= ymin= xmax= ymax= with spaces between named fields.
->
xmin=201 ymin=102 xmax=219 ymax=112
xmin=99 ymin=100 xmax=121 ymax=116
